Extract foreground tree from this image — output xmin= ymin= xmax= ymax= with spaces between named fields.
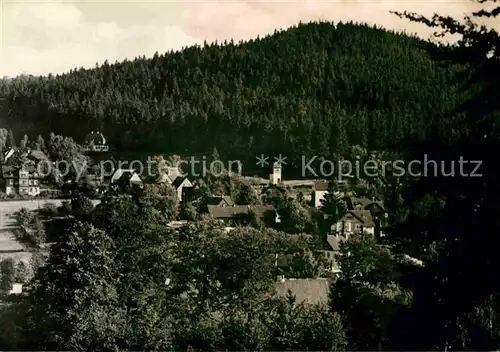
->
xmin=330 ymin=235 xmax=411 ymax=350
xmin=389 ymin=1 xmax=500 ymax=350
xmin=24 ymin=222 xmax=124 ymax=350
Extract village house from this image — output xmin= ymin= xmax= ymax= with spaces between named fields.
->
xmin=110 ymin=168 xmax=143 ymax=190
xmin=345 ymin=196 xmax=387 ymax=237
xmin=171 ymin=177 xmax=193 ymax=202
xmin=321 ymin=233 xmax=350 ymax=274
xmin=312 ymin=180 xmax=351 ymax=208
xmin=333 ymin=209 xmax=376 ymax=236
xmin=159 ymin=165 xmax=193 ymax=202
xmin=347 ymin=196 xmax=386 ymax=216
xmin=312 ymin=180 xmax=328 ymax=208
xmin=1 ymin=164 xmax=42 ymax=196
xmin=205 ymin=195 xmax=235 ymax=207
xmin=207 ymin=204 xmax=280 ymax=225
xmin=275 ymin=236 xmax=345 ymax=277
xmin=274 ymin=237 xmax=341 ymax=278
xmin=200 ymin=195 xmax=235 ymax=213
xmin=160 ymin=166 xmax=182 ymax=184
xmin=82 ymin=131 xmax=109 ymax=152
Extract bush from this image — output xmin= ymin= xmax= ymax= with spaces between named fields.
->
xmin=14 ymin=261 xmax=29 ymax=283
xmin=39 ymin=203 xmax=58 ymax=217
xmin=14 ymin=209 xmax=46 ymax=249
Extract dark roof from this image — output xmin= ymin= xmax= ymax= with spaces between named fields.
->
xmin=2 ymin=164 xmax=41 ymax=178
xmin=84 ymin=131 xmax=106 ymax=145
xmin=205 ymin=196 xmax=235 ymax=206
xmin=172 ymin=176 xmax=192 ymax=189
xmin=207 ymin=205 xmax=275 ymax=219
xmin=119 ymin=171 xmax=133 ymax=181
xmin=112 ymin=169 xmax=142 ymax=186
xmin=314 ymin=180 xmax=329 ymax=191
xmin=1 ymin=165 xmax=15 ymax=177
xmin=275 ymin=279 xmax=330 ymax=305
xmin=349 ymin=197 xmax=385 ymax=212
xmin=341 ymin=210 xmax=375 ymax=227
xmin=326 ymin=234 xmax=348 ymax=251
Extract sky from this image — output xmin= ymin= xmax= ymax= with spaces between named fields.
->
xmin=0 ymin=0 xmax=498 ymax=78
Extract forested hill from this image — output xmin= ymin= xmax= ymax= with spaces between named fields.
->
xmin=0 ymin=21 xmax=462 ymax=161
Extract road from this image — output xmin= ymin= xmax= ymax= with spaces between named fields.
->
xmin=0 ymin=199 xmax=101 ymax=263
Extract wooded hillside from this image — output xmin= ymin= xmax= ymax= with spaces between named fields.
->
xmin=0 ymin=21 xmax=463 ymax=161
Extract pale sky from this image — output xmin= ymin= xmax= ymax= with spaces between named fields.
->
xmin=0 ymin=0 xmax=498 ymax=77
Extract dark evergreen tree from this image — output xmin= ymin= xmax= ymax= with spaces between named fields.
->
xmin=387 ymin=2 xmax=500 ymax=350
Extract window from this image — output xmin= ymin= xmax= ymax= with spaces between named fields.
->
xmin=345 ymin=221 xmax=351 ymax=232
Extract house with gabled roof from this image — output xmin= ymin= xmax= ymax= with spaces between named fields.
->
xmin=347 ymin=196 xmax=385 ymax=214
xmin=1 ymin=164 xmax=42 ymax=196
xmin=200 ymin=195 xmax=235 ymax=212
xmin=110 ymin=169 xmax=143 ymax=190
xmin=312 ymin=180 xmax=352 ymax=208
xmin=82 ymin=131 xmax=109 ymax=152
xmin=333 ymin=210 xmax=375 ymax=237
xmin=171 ymin=176 xmax=193 ymax=202
xmin=345 ymin=196 xmax=387 ymax=237
xmin=158 ymin=165 xmax=193 ymax=202
xmin=205 ymin=195 xmax=234 ymax=207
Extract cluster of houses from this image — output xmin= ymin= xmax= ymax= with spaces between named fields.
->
xmin=1 ymin=132 xmax=389 ymax=290
xmin=0 ymin=131 xmax=108 ymax=196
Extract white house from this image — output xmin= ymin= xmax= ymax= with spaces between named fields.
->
xmin=172 ymin=176 xmax=193 ymax=202
xmin=312 ymin=180 xmax=328 ymax=208
xmin=19 ymin=169 xmax=41 ymax=196
xmin=2 ymin=165 xmax=41 ymax=196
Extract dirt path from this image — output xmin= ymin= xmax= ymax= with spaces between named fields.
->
xmin=0 ymin=199 xmax=100 ymax=263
